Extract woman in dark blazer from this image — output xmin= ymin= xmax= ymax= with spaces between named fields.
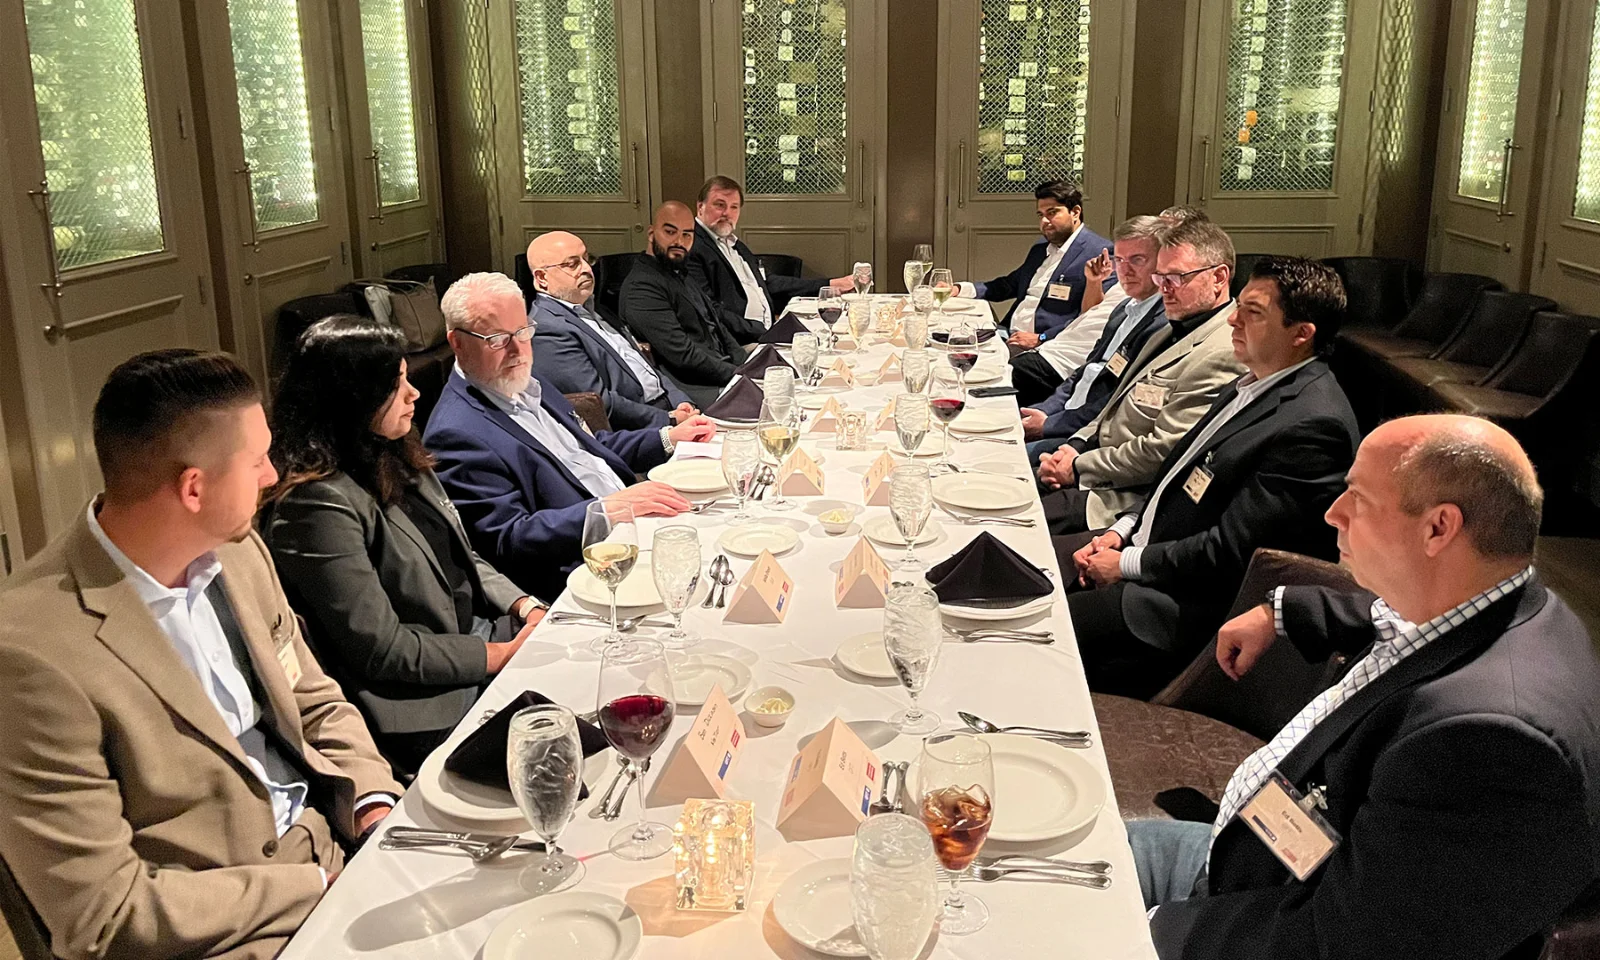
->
xmin=262 ymin=315 xmax=546 ymax=776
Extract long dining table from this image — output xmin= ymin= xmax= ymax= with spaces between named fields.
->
xmin=280 ymin=296 xmax=1159 ymax=960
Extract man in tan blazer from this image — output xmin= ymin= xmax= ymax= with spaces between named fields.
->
xmin=1038 ymin=218 xmax=1247 ymax=532
xmin=0 ymin=350 xmax=401 ymax=960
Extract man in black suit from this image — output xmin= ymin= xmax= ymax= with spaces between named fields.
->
xmin=620 ymin=201 xmax=752 ymax=407
xmin=1133 ymin=414 xmax=1600 ymax=960
xmin=1060 ymin=257 xmax=1359 ymax=697
xmin=687 ymin=175 xmax=850 ymax=333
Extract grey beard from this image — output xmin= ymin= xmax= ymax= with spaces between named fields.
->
xmin=486 ymin=369 xmax=532 ymax=399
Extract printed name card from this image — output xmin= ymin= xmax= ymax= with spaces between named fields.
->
xmin=890 ymin=322 xmax=907 ymax=347
xmin=874 ymin=396 xmax=897 ymax=432
xmin=808 ymin=396 xmax=844 ymax=434
xmin=779 ymin=446 xmax=825 ymax=496
xmin=648 ymin=684 xmax=745 ymax=804
xmin=777 ymin=718 xmax=883 ymax=841
xmin=861 ymin=451 xmax=897 ymax=506
xmin=835 ymin=537 xmax=891 ymax=608
xmin=819 ymin=358 xmax=856 ymax=388
xmin=876 ymin=352 xmax=903 ymax=384
xmin=724 ymin=550 xmax=794 ymax=624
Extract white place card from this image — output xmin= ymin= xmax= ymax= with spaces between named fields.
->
xmin=779 ymin=447 xmax=825 ymax=496
xmin=835 ymin=537 xmax=890 ymax=608
xmin=777 ymin=717 xmax=882 ymax=841
xmin=648 ymin=684 xmax=745 ymax=804
xmin=724 ymin=550 xmax=794 ymax=624
xmin=862 ymin=451 xmax=897 ymax=506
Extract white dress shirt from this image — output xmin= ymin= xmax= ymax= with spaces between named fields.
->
xmin=560 ymin=296 xmax=666 ymax=402
xmin=700 ymin=218 xmax=772 ymax=326
xmin=1114 ymin=358 xmax=1314 ymax=579
xmin=957 ymin=224 xmax=1082 ymax=336
xmin=457 ymin=366 xmax=628 ymax=498
xmin=1036 ymin=282 xmax=1129 ymax=378
xmin=1058 ymin=290 xmax=1165 ymax=412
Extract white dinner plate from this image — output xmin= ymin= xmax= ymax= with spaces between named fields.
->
xmin=646 ymin=459 xmax=729 ymax=493
xmin=862 ymin=514 xmax=941 ymax=547
xmin=484 ymin=892 xmax=642 ymax=960
xmin=415 ymin=744 xmax=615 ymax=825
xmin=933 ymin=362 xmax=1005 ymax=385
xmin=907 ymin=735 xmax=1104 ymax=843
xmin=566 ymin=555 xmax=661 ymax=609
xmin=773 ymin=858 xmax=868 ymax=957
xmin=939 ymin=592 xmax=1055 ymax=622
xmin=948 ymin=407 xmax=1018 ymax=435
xmin=889 ymin=432 xmax=946 ymax=458
xmin=835 ymin=631 xmax=897 ymax=680
xmin=718 ymin=523 xmax=801 ymax=558
xmin=799 ymin=394 xmax=833 ymax=411
xmin=671 ymin=654 xmax=753 ymax=706
xmin=931 ymin=473 xmax=1032 ymax=512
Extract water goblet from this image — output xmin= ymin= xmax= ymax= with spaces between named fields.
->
xmin=651 ymin=525 xmax=701 ymax=650
xmin=882 ymin=582 xmax=942 ymax=735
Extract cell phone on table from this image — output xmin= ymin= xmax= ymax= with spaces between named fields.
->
xmin=968 ymin=385 xmax=1019 ymax=398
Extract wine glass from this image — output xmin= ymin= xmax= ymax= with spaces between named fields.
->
xmin=893 ymin=392 xmax=929 ymax=458
xmin=757 ymin=398 xmax=800 ymax=512
xmin=889 ymin=463 xmax=933 ymax=572
xmin=909 ymin=284 xmax=935 ymax=322
xmin=721 ymin=430 xmax=761 ymax=525
xmin=852 ymin=261 xmax=874 ymax=296
xmin=945 ymin=321 xmax=979 ymax=390
xmin=597 ymin=639 xmax=677 ymax=860
xmin=582 ymin=500 xmax=639 ymax=653
xmin=818 ymin=286 xmax=846 ymax=352
xmin=928 ymin=385 xmax=965 ymax=477
xmin=912 ymin=244 xmax=934 ymax=283
xmin=882 ymin=582 xmax=942 ymax=735
xmin=902 ymin=259 xmax=928 ymax=295
xmin=791 ymin=332 xmax=821 ymax=387
xmin=850 ymin=814 xmax=940 ymax=960
xmin=651 ymin=525 xmax=701 ymax=650
xmin=902 ymin=348 xmax=931 ymax=394
xmin=761 ymin=366 xmax=796 ymax=408
xmin=915 ymin=734 xmax=995 ymax=936
xmin=928 ymin=269 xmax=955 ymax=319
xmin=847 ymin=298 xmax=873 ymax=357
xmin=506 ymin=704 xmax=586 ymax=894
xmin=902 ymin=308 xmax=929 ymax=351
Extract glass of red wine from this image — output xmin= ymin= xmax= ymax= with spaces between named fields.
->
xmin=932 ymin=322 xmax=977 ymax=475
xmin=817 ymin=286 xmax=846 ymax=354
xmin=596 ymin=639 xmax=677 ymax=860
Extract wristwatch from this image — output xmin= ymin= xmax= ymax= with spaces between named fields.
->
xmin=515 ymin=596 xmax=549 ymax=622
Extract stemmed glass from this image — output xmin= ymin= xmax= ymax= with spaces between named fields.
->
xmin=757 ymin=398 xmax=800 ymax=511
xmin=792 ymin=332 xmax=821 ymax=388
xmin=850 ymin=814 xmax=940 ymax=960
xmin=721 ymin=430 xmax=762 ymax=525
xmin=893 ymin=392 xmax=929 ymax=459
xmin=929 ymin=323 xmax=975 ymax=476
xmin=902 ymin=349 xmax=931 ymax=395
xmin=818 ymin=286 xmax=846 ymax=353
xmin=903 ymin=259 xmax=928 ymax=295
xmin=882 ymin=582 xmax=942 ymax=735
xmin=581 ymin=500 xmax=639 ymax=653
xmin=902 ymin=307 xmax=930 ymax=351
xmin=912 ymin=244 xmax=934 ymax=284
xmin=847 ymin=298 xmax=873 ymax=358
xmin=889 ymin=463 xmax=933 ymax=572
xmin=507 ymin=704 xmax=586 ymax=894
xmin=909 ymin=284 xmax=935 ymax=325
xmin=651 ymin=525 xmax=701 ymax=650
xmin=761 ymin=366 xmax=796 ymax=410
xmin=852 ymin=261 xmax=874 ymax=296
xmin=916 ymin=734 xmax=996 ymax=936
xmin=945 ymin=321 xmax=980 ymax=390
xmin=597 ymin=640 xmax=677 ymax=860
xmin=929 ymin=269 xmax=955 ymax=320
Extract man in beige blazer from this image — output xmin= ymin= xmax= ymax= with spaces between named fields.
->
xmin=0 ymin=350 xmax=401 ymax=960
xmin=1038 ymin=218 xmax=1247 ymax=532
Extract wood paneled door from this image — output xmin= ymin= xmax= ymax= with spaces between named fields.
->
xmin=1530 ymin=0 xmax=1600 ymax=310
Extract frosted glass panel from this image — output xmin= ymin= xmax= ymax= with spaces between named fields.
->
xmin=1218 ymin=0 xmax=1346 ymax=193
xmin=23 ymin=0 xmax=165 ymax=270
xmin=514 ymin=0 xmax=623 ymax=196
xmin=740 ymin=0 xmax=849 ymax=195
xmin=1573 ymin=8 xmax=1600 ymax=223
xmin=975 ymin=0 xmax=1090 ymax=194
xmin=1456 ymin=0 xmax=1527 ymax=203
xmin=359 ymin=0 xmax=421 ymax=206
xmin=228 ymin=0 xmax=320 ymax=230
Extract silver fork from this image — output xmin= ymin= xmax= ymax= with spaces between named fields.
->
xmin=690 ymin=497 xmax=724 ymax=514
xmin=938 ymin=864 xmax=1111 ymax=889
xmin=936 ymin=503 xmax=1036 ymax=527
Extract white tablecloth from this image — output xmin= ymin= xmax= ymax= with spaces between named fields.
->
xmin=281 ymin=300 xmax=1158 ymax=960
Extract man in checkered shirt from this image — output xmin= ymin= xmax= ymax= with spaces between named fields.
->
xmin=1131 ymin=414 xmax=1600 ymax=960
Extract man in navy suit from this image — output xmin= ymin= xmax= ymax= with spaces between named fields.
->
xmin=525 ymin=230 xmax=697 ymax=430
xmin=955 ymin=179 xmax=1113 ymax=352
xmin=424 ymin=272 xmax=716 ymax=599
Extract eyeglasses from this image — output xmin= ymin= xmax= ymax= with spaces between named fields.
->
xmin=456 ymin=323 xmax=536 ymax=350
xmin=1151 ymin=264 xmax=1223 ymax=290
xmin=1110 ymin=254 xmax=1150 ymax=268
xmin=536 ymin=254 xmax=594 ymax=273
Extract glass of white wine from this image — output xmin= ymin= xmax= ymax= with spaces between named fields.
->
xmin=929 ymin=268 xmax=955 ymax=320
xmin=913 ymin=244 xmax=934 ymax=284
xmin=582 ymin=500 xmax=639 ymax=653
xmin=757 ymin=398 xmax=801 ymax=511
xmin=903 ymin=259 xmax=928 ymax=295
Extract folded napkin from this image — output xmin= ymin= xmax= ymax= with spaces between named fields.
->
xmin=930 ymin=327 xmax=998 ymax=345
xmin=760 ymin=313 xmax=814 ymax=345
xmin=735 ymin=343 xmax=797 ymax=378
xmin=925 ymin=531 xmax=1053 ymax=608
xmin=445 ymin=691 xmax=611 ymax=795
xmin=704 ymin=375 xmax=766 ymax=421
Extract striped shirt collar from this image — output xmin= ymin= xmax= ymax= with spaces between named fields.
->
xmin=1368 ymin=565 xmax=1535 ymax=661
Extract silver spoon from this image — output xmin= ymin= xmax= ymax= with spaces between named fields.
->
xmin=588 ymin=755 xmax=631 ymax=818
xmin=714 ymin=560 xmax=737 ymax=609
xmin=702 ymin=555 xmax=730 ymax=608
xmin=959 ymin=711 xmax=1091 ymax=741
xmin=380 ymin=833 xmax=518 ymax=863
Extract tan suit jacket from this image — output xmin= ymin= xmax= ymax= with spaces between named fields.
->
xmin=1069 ymin=301 xmax=1246 ymax=527
xmin=0 ymin=511 xmax=400 ymax=960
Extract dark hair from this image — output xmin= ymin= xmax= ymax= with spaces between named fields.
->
xmin=93 ymin=349 xmax=260 ymax=500
xmin=1397 ymin=430 xmax=1543 ymax=559
xmin=1034 ymin=180 xmax=1084 ymax=211
xmin=1156 ymin=217 xmax=1236 ymax=275
xmin=698 ymin=175 xmax=744 ymax=204
xmin=1248 ymin=256 xmax=1347 ymax=356
xmin=266 ymin=315 xmax=432 ymax=506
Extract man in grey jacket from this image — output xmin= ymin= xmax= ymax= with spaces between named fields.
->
xmin=1038 ymin=218 xmax=1247 ymax=533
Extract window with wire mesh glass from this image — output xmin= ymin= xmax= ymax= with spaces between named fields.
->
xmin=359 ymin=0 xmax=422 ymax=206
xmin=23 ymin=0 xmax=165 ymax=270
xmin=227 ymin=0 xmax=321 ymax=231
xmin=1572 ymin=5 xmax=1600 ymax=223
xmin=1456 ymin=0 xmax=1527 ymax=203
xmin=1218 ymin=0 xmax=1346 ymax=194
xmin=740 ymin=0 xmax=849 ymax=195
xmin=976 ymin=0 xmax=1090 ymax=194
xmin=515 ymin=0 xmax=623 ymax=196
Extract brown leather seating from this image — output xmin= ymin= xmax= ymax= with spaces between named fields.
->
xmin=1380 ymin=290 xmax=1556 ymax=402
xmin=563 ymin=391 xmax=612 ymax=435
xmin=1322 ymin=255 xmax=1421 ymax=330
xmin=1341 ymin=271 xmax=1499 ymax=362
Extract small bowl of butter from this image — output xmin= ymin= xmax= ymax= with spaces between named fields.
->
xmin=744 ymin=685 xmax=796 ymax=728
xmin=819 ymin=506 xmax=857 ymax=535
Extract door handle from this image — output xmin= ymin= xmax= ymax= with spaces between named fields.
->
xmin=630 ymin=141 xmax=641 ymax=207
xmin=957 ymin=139 xmax=967 ymax=209
xmin=1496 ymin=138 xmax=1521 ymax=220
xmin=234 ymin=163 xmax=260 ymax=250
xmin=367 ymin=150 xmax=386 ymax=223
xmin=856 ymin=140 xmax=866 ymax=206
xmin=26 ymin=180 xmax=65 ymax=301
xmin=1197 ymin=135 xmax=1212 ymax=204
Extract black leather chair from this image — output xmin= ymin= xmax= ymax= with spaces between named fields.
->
xmin=593 ymin=252 xmax=641 ymax=320
xmin=273 ymin=291 xmax=367 ymax=377
xmin=1341 ymin=272 xmax=1501 ymax=362
xmin=1230 ymin=253 xmax=1273 ymax=297
xmin=1322 ymin=256 xmax=1422 ymax=330
xmin=1425 ymin=312 xmax=1600 ymax=419
xmin=513 ymin=254 xmax=536 ymax=311
xmin=0 ymin=851 xmax=52 ymax=960
xmin=754 ymin=253 xmax=804 ymax=279
xmin=1379 ymin=290 xmax=1556 ymax=409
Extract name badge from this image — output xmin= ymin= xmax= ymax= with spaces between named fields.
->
xmin=1045 ymin=282 xmax=1074 ymax=301
xmin=1105 ymin=350 xmax=1129 ymax=377
xmin=1130 ymin=381 xmax=1168 ymax=411
xmin=1240 ymin=772 xmax=1340 ymax=881
xmin=272 ymin=615 xmax=303 ymax=687
xmin=1182 ymin=456 xmax=1214 ymax=503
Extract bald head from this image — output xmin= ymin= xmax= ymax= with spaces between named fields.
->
xmin=527 ymin=231 xmax=593 ymax=304
xmin=649 ymin=201 xmax=695 ymax=266
xmin=1382 ymin=415 xmax=1542 ymax=559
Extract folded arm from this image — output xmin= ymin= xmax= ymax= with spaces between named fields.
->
xmin=621 ymin=281 xmax=737 ymax=385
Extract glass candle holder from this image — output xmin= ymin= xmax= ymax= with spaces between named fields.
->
xmin=873 ymin=300 xmax=900 ymax=336
xmin=673 ymin=799 xmax=756 ymax=912
xmin=838 ymin=410 xmax=871 ymax=450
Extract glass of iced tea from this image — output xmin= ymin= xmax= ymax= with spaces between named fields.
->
xmin=914 ymin=734 xmax=995 ymax=935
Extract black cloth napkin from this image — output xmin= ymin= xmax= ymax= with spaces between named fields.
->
xmin=704 ymin=375 xmax=766 ymax=421
xmin=930 ymin=327 xmax=998 ymax=345
xmin=445 ymin=691 xmax=610 ymax=795
xmin=735 ymin=343 xmax=797 ymax=378
xmin=760 ymin=313 xmax=814 ymax=345
xmin=925 ymin=531 xmax=1053 ymax=608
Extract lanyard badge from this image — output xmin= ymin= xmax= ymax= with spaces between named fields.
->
xmin=1239 ymin=771 xmax=1341 ymax=881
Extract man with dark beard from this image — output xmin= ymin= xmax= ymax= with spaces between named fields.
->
xmin=620 ymin=201 xmax=754 ymax=407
